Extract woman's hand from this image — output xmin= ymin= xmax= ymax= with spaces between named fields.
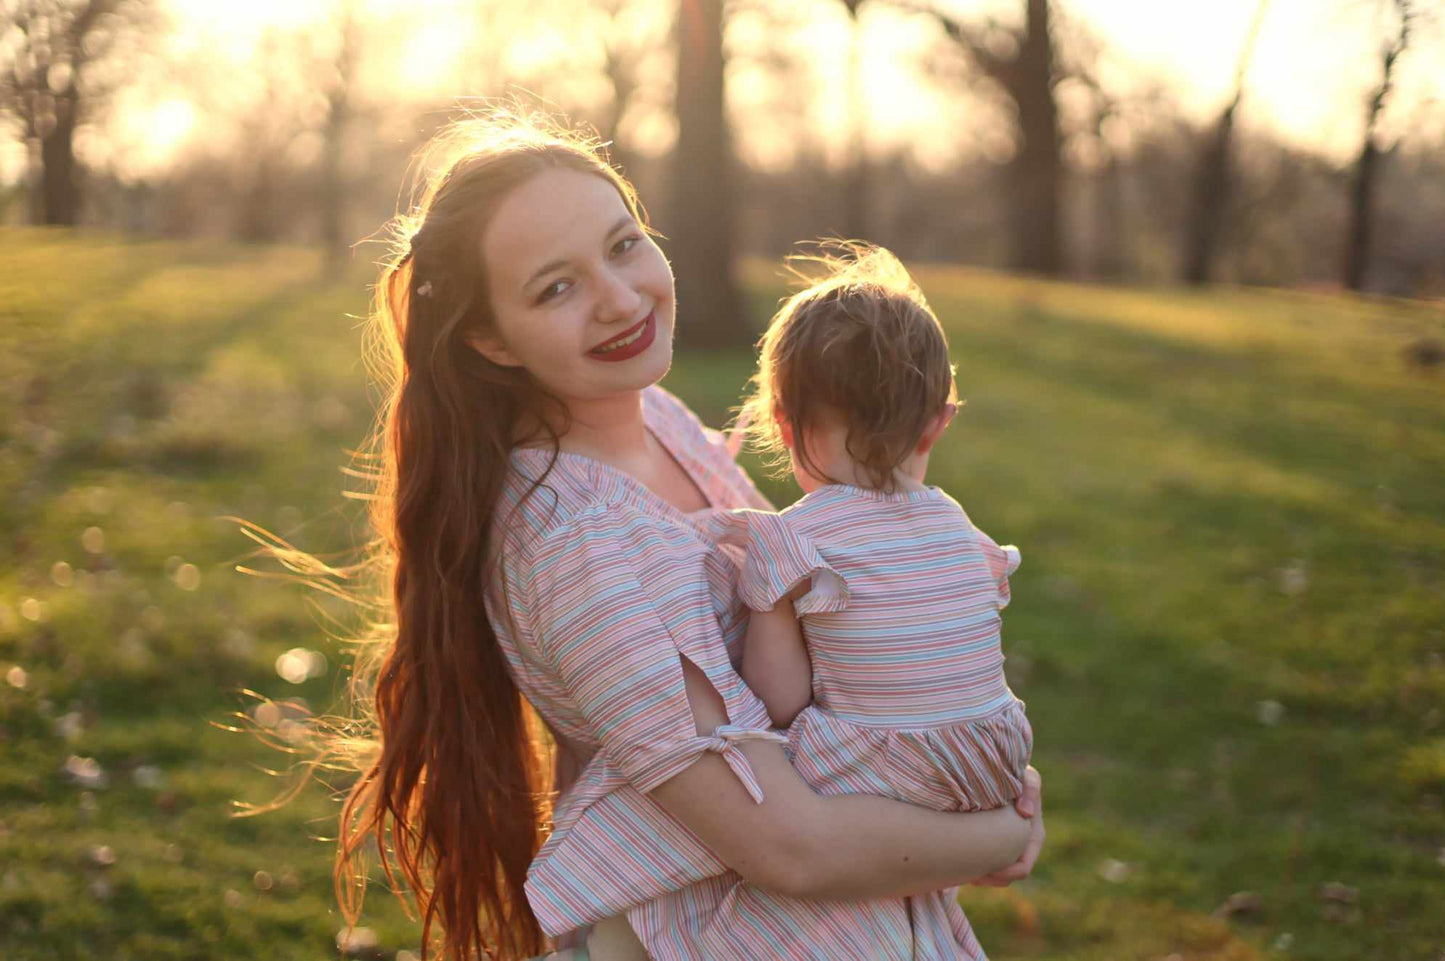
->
xmin=968 ymin=766 xmax=1044 ymax=888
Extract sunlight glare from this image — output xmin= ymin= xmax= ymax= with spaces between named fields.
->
xmin=398 ymin=21 xmax=470 ymax=90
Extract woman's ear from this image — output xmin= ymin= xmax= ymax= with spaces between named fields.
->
xmin=915 ymin=402 xmax=958 ymax=454
xmin=466 ymin=331 xmax=522 ymax=368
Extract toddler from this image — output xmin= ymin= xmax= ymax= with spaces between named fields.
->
xmin=715 ymin=243 xmax=1033 ymax=959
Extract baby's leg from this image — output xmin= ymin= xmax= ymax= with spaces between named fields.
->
xmin=529 ymin=916 xmax=651 ymax=960
xmin=587 ymin=914 xmax=651 ymax=960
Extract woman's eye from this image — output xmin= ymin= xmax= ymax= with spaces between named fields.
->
xmin=537 ymin=279 xmax=570 ymax=303
xmin=612 ymin=235 xmax=640 ymax=257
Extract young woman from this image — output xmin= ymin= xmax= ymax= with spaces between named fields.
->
xmin=333 ymin=109 xmax=1044 ymax=961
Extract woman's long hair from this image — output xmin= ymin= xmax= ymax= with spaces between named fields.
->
xmin=272 ymin=109 xmax=652 ymax=960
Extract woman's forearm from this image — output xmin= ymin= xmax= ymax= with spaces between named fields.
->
xmin=789 ymin=794 xmax=1030 ymax=899
xmin=651 ymin=732 xmax=1031 ymax=900
xmin=655 ymin=657 xmax=1034 ymax=899
xmin=732 ymin=736 xmax=1032 ymax=899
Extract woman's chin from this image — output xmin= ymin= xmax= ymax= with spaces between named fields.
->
xmin=627 ymin=322 xmax=674 ymax=387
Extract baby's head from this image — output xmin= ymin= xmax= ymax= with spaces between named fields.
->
xmin=740 ymin=243 xmax=957 ymax=494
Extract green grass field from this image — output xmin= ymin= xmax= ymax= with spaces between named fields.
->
xmin=2 ymin=226 xmax=1443 ymax=960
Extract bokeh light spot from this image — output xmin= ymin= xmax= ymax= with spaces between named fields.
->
xmin=81 ymin=527 xmax=105 ymax=554
xmin=251 ymin=702 xmax=282 ymax=728
xmin=173 ymin=563 xmax=201 ymax=591
xmin=51 ymin=562 xmax=74 ymax=588
xmin=275 ymin=650 xmax=309 ymax=684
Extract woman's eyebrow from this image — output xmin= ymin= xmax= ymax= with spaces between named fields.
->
xmin=522 ymin=215 xmax=637 ymax=290
xmin=525 ymin=257 xmax=569 ymax=289
xmin=603 ymin=214 xmax=634 ymax=238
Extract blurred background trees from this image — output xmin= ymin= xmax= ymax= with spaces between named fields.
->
xmin=1343 ymin=0 xmax=1419 ymax=293
xmin=670 ymin=0 xmax=740 ymax=348
xmin=1179 ymin=0 xmax=1269 ymax=286
xmin=2 ymin=0 xmax=1443 ymax=341
xmin=1 ymin=0 xmax=155 ymax=225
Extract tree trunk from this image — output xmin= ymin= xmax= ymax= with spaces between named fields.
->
xmin=1010 ymin=0 xmax=1062 ymax=275
xmin=1344 ymin=1 xmax=1411 ymax=293
xmin=1343 ymin=138 xmax=1378 ymax=292
xmin=319 ymin=118 xmax=346 ymax=273
xmin=39 ymin=100 xmax=81 ymax=226
xmin=669 ymin=0 xmax=742 ymax=350
xmin=1181 ymin=101 xmax=1237 ymax=285
xmin=600 ymin=44 xmax=637 ymax=179
xmin=238 ymin=162 xmax=280 ymax=243
xmin=1179 ymin=0 xmax=1268 ymax=286
xmin=844 ymin=9 xmax=869 ymax=241
xmin=1092 ymin=157 xmax=1126 ymax=280
xmin=320 ymin=6 xmax=359 ymax=276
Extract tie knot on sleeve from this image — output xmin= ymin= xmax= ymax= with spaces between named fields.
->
xmin=702 ymin=725 xmax=788 ymax=803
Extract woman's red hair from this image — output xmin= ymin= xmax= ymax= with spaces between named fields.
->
xmin=247 ymin=108 xmax=652 ymax=960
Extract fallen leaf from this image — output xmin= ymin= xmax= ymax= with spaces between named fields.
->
xmin=1212 ymin=890 xmax=1262 ymax=919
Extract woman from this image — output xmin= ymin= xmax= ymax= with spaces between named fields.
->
xmin=334 ymin=108 xmax=1044 ymax=961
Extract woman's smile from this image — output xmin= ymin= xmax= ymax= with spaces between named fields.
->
xmin=589 ymin=311 xmax=657 ymax=361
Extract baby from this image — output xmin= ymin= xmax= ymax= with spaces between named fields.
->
xmin=717 ymin=243 xmax=1033 ymax=958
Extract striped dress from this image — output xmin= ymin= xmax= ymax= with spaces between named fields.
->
xmin=488 ymin=385 xmax=983 ymax=960
xmin=709 ymin=486 xmax=1033 ymax=959
xmin=712 ymin=485 xmax=1031 ymax=807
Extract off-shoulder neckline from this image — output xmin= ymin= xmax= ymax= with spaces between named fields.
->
xmin=510 ymin=390 xmax=718 ymax=524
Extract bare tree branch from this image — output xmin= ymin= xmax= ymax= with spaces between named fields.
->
xmin=884 ymin=0 xmax=1020 ymax=88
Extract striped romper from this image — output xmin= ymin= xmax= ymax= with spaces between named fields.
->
xmin=709 ymin=485 xmax=1034 ymax=957
xmin=488 ymin=385 xmax=984 ymax=960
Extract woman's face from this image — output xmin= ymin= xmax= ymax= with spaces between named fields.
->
xmin=475 ymin=167 xmax=675 ymax=405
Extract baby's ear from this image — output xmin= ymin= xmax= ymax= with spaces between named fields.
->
xmin=778 ymin=419 xmax=796 ymax=451
xmin=915 ymin=403 xmax=957 ymax=454
xmin=773 ymin=406 xmax=796 ymax=450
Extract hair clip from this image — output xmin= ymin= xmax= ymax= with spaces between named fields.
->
xmin=415 ymin=281 xmax=433 ymax=298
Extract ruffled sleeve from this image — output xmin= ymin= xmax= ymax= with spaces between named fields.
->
xmin=974 ymin=527 xmax=1021 ymax=610
xmin=707 ymin=508 xmax=849 ymax=616
xmin=525 ymin=507 xmax=784 ymax=800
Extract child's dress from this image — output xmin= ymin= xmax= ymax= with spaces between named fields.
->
xmin=714 ymin=483 xmax=1032 ymax=817
xmin=712 ymin=484 xmax=1031 ymax=959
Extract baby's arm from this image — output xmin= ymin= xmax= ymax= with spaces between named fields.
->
xmin=741 ymin=587 xmax=812 ymax=728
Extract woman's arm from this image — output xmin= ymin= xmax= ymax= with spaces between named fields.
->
xmin=650 ymin=661 xmax=1038 ymax=900
xmin=740 ymin=596 xmax=812 ymax=728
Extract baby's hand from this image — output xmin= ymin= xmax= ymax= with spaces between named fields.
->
xmin=969 ymin=766 xmax=1044 ymax=887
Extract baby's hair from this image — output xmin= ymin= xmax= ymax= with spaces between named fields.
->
xmin=739 ymin=242 xmax=956 ymax=493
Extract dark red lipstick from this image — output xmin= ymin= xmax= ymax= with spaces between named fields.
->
xmin=588 ymin=311 xmax=656 ymax=362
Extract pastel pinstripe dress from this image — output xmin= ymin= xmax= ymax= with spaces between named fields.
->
xmin=708 ymin=486 xmax=1034 ymax=957
xmin=487 ymin=386 xmax=985 ymax=960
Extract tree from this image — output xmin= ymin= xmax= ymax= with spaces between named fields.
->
xmin=1180 ymin=0 xmax=1270 ymax=285
xmin=670 ymin=0 xmax=741 ymax=349
xmin=0 ymin=0 xmax=151 ymax=225
xmin=1343 ymin=0 xmax=1416 ymax=292
xmin=895 ymin=0 xmax=1064 ymax=276
xmin=1055 ymin=16 xmax=1133 ymax=281
xmin=318 ymin=0 xmax=360 ymax=275
xmin=588 ymin=0 xmax=667 ymax=180
xmin=839 ymin=0 xmax=869 ymax=242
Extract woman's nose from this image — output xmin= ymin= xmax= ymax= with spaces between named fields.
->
xmin=595 ymin=268 xmax=642 ymax=323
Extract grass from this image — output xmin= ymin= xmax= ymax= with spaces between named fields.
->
xmin=2 ymin=226 xmax=1443 ymax=959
